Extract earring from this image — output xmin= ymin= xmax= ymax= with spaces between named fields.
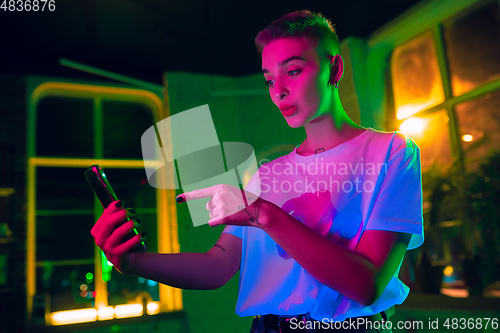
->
xmin=333 ymin=81 xmax=338 ymax=89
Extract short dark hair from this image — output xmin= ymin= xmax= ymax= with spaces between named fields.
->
xmin=255 ymin=10 xmax=340 ymax=56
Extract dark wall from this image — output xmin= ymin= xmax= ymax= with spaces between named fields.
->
xmin=0 ymin=74 xmax=28 ymax=332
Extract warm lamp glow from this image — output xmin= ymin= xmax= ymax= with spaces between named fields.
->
xmin=399 ymin=118 xmax=426 ymax=137
xmin=51 ymin=308 xmax=97 ymax=326
xmin=462 ymin=134 xmax=473 ymax=142
xmin=440 ymin=288 xmax=468 ymax=298
xmin=114 ymin=303 xmax=143 ymax=318
xmin=147 ymin=301 xmax=160 ymax=315
xmin=97 ymin=306 xmax=114 ymax=321
xmin=396 ymin=104 xmax=430 ymax=120
xmin=49 ymin=302 xmax=161 ymax=325
xmin=443 ymin=265 xmax=454 ymax=277
xmin=392 ymin=31 xmax=445 ymax=120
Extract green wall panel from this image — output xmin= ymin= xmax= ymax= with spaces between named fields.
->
xmin=165 ymin=71 xmax=307 ymax=333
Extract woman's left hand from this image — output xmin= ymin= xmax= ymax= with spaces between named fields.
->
xmin=176 ymin=184 xmax=270 ymax=228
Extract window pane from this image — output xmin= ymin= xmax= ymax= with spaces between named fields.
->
xmin=37 ymin=97 xmax=94 ymax=157
xmin=103 ymin=101 xmax=155 ymax=159
xmin=455 ymin=89 xmax=500 ymax=170
xmin=96 ymin=168 xmax=159 ymax=305
xmin=107 ymin=213 xmax=159 ymax=306
xmin=108 ymin=272 xmax=160 ymax=306
xmin=96 ymin=167 xmax=156 ymax=209
xmin=94 ymin=168 xmax=158 ymax=262
xmin=398 ymin=110 xmax=452 ymax=172
xmin=391 ymin=31 xmax=445 ymax=119
xmin=37 ymin=167 xmax=94 ymax=211
xmin=443 ymin=2 xmax=500 ymax=96
xmin=36 ymin=264 xmax=95 ymax=312
xmin=36 ymin=216 xmax=95 ymax=262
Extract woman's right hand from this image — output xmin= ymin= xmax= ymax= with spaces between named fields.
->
xmin=90 ymin=200 xmax=142 ymax=274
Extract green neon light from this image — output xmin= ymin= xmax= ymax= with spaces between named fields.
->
xmin=101 ymin=251 xmax=113 ymax=282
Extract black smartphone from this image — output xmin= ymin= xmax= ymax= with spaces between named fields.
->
xmin=85 ymin=164 xmax=146 ymax=253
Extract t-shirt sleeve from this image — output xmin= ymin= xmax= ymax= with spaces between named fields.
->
xmin=365 ymin=146 xmax=424 ymax=250
xmin=222 ymin=224 xmax=243 ymax=239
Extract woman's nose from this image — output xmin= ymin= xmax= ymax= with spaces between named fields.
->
xmin=274 ymin=81 xmax=289 ymax=101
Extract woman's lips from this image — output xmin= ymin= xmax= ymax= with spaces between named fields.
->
xmin=281 ymin=106 xmax=296 ymax=117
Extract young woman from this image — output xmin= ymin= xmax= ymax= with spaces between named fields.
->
xmin=91 ymin=10 xmax=423 ymax=333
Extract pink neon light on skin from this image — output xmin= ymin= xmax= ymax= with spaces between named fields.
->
xmin=262 ymin=36 xmax=369 ymax=158
xmin=262 ymin=37 xmax=341 ymax=128
xmin=279 ymin=104 xmax=296 ymax=117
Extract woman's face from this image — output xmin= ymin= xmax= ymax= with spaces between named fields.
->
xmin=262 ymin=36 xmax=333 ymax=128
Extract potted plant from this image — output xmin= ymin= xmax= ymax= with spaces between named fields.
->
xmin=465 ymin=150 xmax=500 ymax=295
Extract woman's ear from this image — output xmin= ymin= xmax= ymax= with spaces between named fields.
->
xmin=329 ymin=54 xmax=344 ymax=87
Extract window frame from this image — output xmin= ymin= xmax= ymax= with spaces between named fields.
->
xmin=386 ymin=0 xmax=500 ymax=256
xmin=26 ymin=80 xmax=182 ymax=325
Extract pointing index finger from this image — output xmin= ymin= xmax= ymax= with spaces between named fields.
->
xmin=176 ymin=185 xmax=220 ymax=202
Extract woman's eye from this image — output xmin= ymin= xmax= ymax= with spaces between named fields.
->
xmin=265 ymin=71 xmax=298 ymax=86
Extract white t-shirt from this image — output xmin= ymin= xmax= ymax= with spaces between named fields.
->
xmin=223 ymin=128 xmax=424 ymax=322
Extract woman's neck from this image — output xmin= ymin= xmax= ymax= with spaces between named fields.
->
xmin=296 ymin=113 xmax=365 ymax=156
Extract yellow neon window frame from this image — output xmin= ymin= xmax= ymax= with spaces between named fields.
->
xmin=26 ymin=82 xmax=181 ymax=325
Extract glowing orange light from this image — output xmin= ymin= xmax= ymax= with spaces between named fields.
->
xmin=443 ymin=266 xmax=454 ymax=277
xmin=114 ymin=304 xmax=143 ymax=318
xmin=147 ymin=302 xmax=160 ymax=315
xmin=80 ymin=284 xmax=88 ymax=291
xmin=51 ymin=308 xmax=97 ymax=325
xmin=462 ymin=134 xmax=473 ymax=142
xmin=441 ymin=288 xmax=468 ymax=298
xmin=97 ymin=307 xmax=114 ymax=321
xmin=392 ymin=32 xmax=445 ymax=120
xmin=50 ymin=302 xmax=162 ymax=325
xmin=399 ymin=117 xmax=426 ymax=137
xmin=80 ymin=291 xmax=88 ymax=297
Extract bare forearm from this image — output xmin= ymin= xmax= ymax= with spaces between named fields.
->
xmin=127 ymin=251 xmax=222 ymax=290
xmin=261 ymin=203 xmax=377 ymax=305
